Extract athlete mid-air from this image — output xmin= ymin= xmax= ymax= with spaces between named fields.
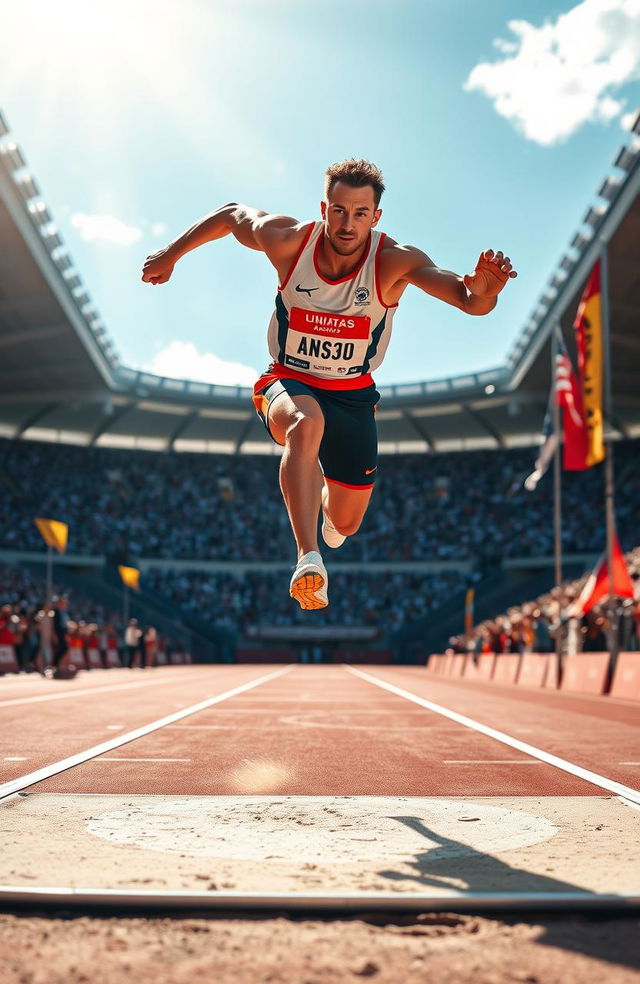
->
xmin=142 ymin=159 xmax=517 ymax=612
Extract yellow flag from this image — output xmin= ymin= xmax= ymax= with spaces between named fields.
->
xmin=118 ymin=565 xmax=140 ymax=591
xmin=573 ymin=261 xmax=605 ymax=467
xmin=35 ymin=517 xmax=68 ymax=554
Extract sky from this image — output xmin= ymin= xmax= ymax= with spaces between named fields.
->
xmin=2 ymin=0 xmax=639 ymax=388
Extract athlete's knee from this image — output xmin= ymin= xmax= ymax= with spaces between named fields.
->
xmin=285 ymin=411 xmax=324 ymax=450
xmin=333 ymin=514 xmax=364 ymax=537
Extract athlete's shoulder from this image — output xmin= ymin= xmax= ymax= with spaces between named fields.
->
xmin=254 ymin=215 xmax=315 ymax=260
xmin=378 ymin=236 xmax=435 ymax=275
xmin=254 ymin=214 xmax=313 ymax=242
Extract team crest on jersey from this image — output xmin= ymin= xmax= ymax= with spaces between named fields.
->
xmin=354 ymin=286 xmax=370 ymax=306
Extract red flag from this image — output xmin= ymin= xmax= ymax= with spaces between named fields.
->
xmin=555 ymin=337 xmax=589 ymax=470
xmin=573 ymin=532 xmax=635 ymax=614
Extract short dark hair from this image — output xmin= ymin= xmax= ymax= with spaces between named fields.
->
xmin=324 ymin=159 xmax=385 ymax=208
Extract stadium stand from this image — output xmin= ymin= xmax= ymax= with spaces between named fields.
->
xmin=0 ymin=437 xmax=638 ymax=563
xmin=451 ymin=543 xmax=640 ymax=659
xmin=0 ymin=435 xmax=638 ymax=661
xmin=1 ymin=108 xmax=639 ymax=664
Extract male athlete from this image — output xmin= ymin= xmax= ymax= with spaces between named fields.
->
xmin=142 ymin=160 xmax=517 ymax=611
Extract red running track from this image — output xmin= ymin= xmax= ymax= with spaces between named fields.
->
xmin=1 ymin=665 xmax=638 ymax=798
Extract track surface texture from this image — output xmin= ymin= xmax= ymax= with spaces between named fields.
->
xmin=2 ymin=664 xmax=639 ymax=982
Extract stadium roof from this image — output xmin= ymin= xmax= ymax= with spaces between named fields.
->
xmin=1 ymin=107 xmax=639 ymax=455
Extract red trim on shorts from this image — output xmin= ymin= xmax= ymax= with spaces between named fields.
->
xmin=278 ymin=222 xmax=316 ymax=291
xmin=253 ymin=363 xmax=374 ymax=394
xmin=374 ymin=232 xmax=399 ymax=309
xmin=313 ymin=231 xmax=371 ymax=285
xmin=324 ymin=476 xmax=375 ymax=491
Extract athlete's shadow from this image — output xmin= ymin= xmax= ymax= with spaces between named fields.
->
xmin=377 ymin=815 xmax=594 ymax=896
xmin=373 ymin=816 xmax=640 ymax=973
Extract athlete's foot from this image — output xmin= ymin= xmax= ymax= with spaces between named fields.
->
xmin=289 ymin=550 xmax=329 ymax=610
xmin=321 ymin=487 xmax=346 ymax=549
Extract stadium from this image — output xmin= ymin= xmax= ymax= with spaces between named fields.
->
xmin=1 ymin=92 xmax=640 ymax=982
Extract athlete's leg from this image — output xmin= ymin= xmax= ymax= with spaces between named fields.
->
xmin=322 ymin=481 xmax=373 ymax=537
xmin=268 ymin=392 xmax=325 ymax=560
xmin=316 ymin=386 xmax=379 ymax=548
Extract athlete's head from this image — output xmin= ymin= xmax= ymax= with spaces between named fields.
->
xmin=321 ymin=159 xmax=384 ymax=256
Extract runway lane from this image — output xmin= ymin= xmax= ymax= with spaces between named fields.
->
xmin=0 ymin=666 xmax=286 ymax=784
xmin=350 ymin=665 xmax=640 ymax=791
xmin=24 ymin=665 xmax=612 ymax=797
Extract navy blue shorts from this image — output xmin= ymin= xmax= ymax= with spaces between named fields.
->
xmin=253 ymin=375 xmax=380 ymax=489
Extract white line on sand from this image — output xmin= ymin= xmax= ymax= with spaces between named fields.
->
xmin=0 ymin=666 xmax=295 ymax=800
xmin=345 ymin=666 xmax=640 ymax=806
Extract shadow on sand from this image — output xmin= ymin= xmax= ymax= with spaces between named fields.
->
xmin=373 ymin=814 xmax=640 ymax=971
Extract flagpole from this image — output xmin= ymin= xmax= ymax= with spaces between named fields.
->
xmin=599 ymin=237 xmax=618 ymax=665
xmin=552 ymin=323 xmax=562 ymax=589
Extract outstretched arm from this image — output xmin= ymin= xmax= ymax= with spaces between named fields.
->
xmin=141 ymin=205 xmax=303 ymax=285
xmin=390 ymin=245 xmax=517 ymax=315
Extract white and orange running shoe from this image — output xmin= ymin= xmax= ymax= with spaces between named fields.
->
xmin=289 ymin=551 xmax=329 ymax=610
xmin=321 ymin=486 xmax=346 ymax=549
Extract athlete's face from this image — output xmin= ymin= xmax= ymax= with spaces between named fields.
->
xmin=321 ymin=181 xmax=381 ymax=256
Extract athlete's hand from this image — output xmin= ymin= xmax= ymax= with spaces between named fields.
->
xmin=141 ymin=247 xmax=176 ymax=285
xmin=463 ymin=249 xmax=517 ymax=298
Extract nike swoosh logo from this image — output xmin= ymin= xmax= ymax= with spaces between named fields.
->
xmin=295 ymin=284 xmax=319 ymax=297
xmin=365 ymin=467 xmax=377 ymax=475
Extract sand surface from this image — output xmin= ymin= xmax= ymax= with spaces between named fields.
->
xmin=2 ymin=793 xmax=638 ymax=895
xmin=1 ymin=910 xmax=639 ymax=983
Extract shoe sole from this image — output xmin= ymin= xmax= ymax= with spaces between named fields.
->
xmin=290 ymin=572 xmax=328 ymax=610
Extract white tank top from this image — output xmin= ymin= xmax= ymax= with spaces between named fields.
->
xmin=266 ymin=221 xmax=398 ymax=387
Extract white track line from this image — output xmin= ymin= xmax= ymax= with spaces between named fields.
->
xmin=442 ymin=760 xmax=544 ymax=765
xmin=345 ymin=666 xmax=640 ymax=806
xmin=98 ymin=758 xmax=191 ymax=763
xmin=0 ymin=666 xmax=294 ymax=800
xmin=0 ymin=670 xmax=217 ymax=708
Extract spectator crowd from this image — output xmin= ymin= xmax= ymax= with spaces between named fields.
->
xmin=1 ymin=436 xmax=639 ymax=649
xmin=0 ymin=563 xmax=175 ymax=676
xmin=0 ymin=437 xmax=638 ymax=564
xmin=143 ymin=567 xmax=468 ymax=635
xmin=450 ymin=545 xmax=640 ymax=658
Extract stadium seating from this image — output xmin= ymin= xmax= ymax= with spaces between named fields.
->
xmin=0 ymin=437 xmax=638 ymax=562
xmin=1 ymin=436 xmax=638 ymax=664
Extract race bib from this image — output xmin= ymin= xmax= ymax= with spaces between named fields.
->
xmin=284 ymin=307 xmax=371 ymax=378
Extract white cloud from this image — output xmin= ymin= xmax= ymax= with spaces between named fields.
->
xmin=464 ymin=0 xmax=640 ymax=145
xmin=621 ymin=108 xmax=639 ymax=129
xmin=70 ymin=212 xmax=143 ymax=246
xmin=144 ymin=340 xmax=258 ymax=387
xmin=151 ymin=222 xmax=167 ymax=236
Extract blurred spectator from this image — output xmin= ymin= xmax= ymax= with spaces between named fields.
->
xmin=124 ymin=618 xmax=141 ymax=669
xmin=52 ymin=596 xmax=70 ymax=673
xmin=36 ymin=605 xmax=54 ymax=671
